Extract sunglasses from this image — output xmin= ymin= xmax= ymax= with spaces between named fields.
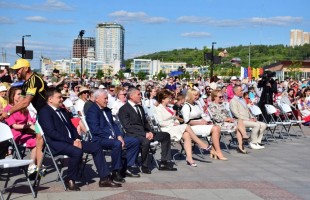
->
xmin=110 ymin=90 xmax=115 ymax=92
xmin=218 ymin=96 xmax=224 ymax=99
xmin=120 ymin=93 xmax=127 ymax=96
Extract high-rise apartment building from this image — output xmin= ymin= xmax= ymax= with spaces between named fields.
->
xmin=96 ymin=23 xmax=125 ymax=65
xmin=290 ymin=29 xmax=310 ymax=47
xmin=72 ymin=37 xmax=95 ymax=58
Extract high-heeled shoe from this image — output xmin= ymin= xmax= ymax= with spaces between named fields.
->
xmin=186 ymin=160 xmax=197 ymax=167
xmin=200 ymin=145 xmax=212 ymax=152
xmin=210 ymin=150 xmax=228 ymax=161
xmin=236 ymin=146 xmax=248 ymax=154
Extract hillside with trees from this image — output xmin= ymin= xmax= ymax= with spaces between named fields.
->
xmin=124 ymin=44 xmax=310 ymax=77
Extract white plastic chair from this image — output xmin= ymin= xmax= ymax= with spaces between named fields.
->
xmin=278 ymin=103 xmax=305 ymax=137
xmin=249 ymin=105 xmax=277 ymax=143
xmin=265 ymin=104 xmax=292 ymax=140
xmin=0 ymin=122 xmax=36 ymax=199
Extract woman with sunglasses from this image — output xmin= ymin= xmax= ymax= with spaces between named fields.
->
xmin=182 ymin=89 xmax=226 ymax=160
xmin=209 ymin=89 xmax=249 ymax=154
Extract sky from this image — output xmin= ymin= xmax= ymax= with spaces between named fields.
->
xmin=0 ymin=0 xmax=309 ymax=69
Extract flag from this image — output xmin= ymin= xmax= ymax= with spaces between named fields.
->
xmin=259 ymin=68 xmax=264 ymax=76
xmin=244 ymin=67 xmax=248 ymax=78
xmin=248 ymin=67 xmax=252 ymax=79
xmin=240 ymin=66 xmax=245 ymax=79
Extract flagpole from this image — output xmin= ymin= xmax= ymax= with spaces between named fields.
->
xmin=248 ymin=42 xmax=251 ymax=67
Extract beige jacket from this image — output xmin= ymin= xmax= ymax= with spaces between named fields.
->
xmin=229 ymin=96 xmax=253 ymax=120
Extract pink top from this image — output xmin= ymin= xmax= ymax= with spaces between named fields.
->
xmin=4 ymin=105 xmax=36 ymax=141
xmin=227 ymin=84 xmax=234 ymax=102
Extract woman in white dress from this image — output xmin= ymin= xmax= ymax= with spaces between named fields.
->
xmin=182 ymin=89 xmax=227 ymax=160
xmin=154 ymin=90 xmax=211 ymax=167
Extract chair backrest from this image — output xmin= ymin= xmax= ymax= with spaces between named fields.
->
xmin=265 ymin=104 xmax=278 ymax=114
xmin=0 ymin=122 xmax=22 ymax=159
xmin=0 ymin=122 xmax=14 ymax=142
xmin=249 ymin=105 xmax=262 ymax=116
xmin=223 ymin=102 xmax=233 ymax=118
xmin=279 ymin=103 xmax=292 ymax=113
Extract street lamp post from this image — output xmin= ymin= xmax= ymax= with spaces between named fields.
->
xmin=22 ymin=35 xmax=31 ymax=58
xmin=79 ymin=30 xmax=85 ymax=83
xmin=209 ymin=42 xmax=216 ymax=78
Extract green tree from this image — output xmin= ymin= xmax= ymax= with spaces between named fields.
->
xmin=287 ymin=61 xmax=302 ymax=79
xmin=157 ymin=70 xmax=167 ymax=80
xmin=75 ymin=69 xmax=81 ymax=77
xmin=83 ymin=68 xmax=89 ymax=77
xmin=96 ymin=69 xmax=104 ymax=79
xmin=117 ymin=70 xmax=125 ymax=80
xmin=184 ymin=71 xmax=190 ymax=80
xmin=107 ymin=66 xmax=113 ymax=77
xmin=137 ymin=71 xmax=147 ymax=80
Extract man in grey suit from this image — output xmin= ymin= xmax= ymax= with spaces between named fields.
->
xmin=229 ymin=85 xmax=267 ymax=150
xmin=118 ymin=87 xmax=177 ymax=174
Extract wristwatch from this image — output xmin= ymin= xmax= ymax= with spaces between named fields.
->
xmin=7 ymin=111 xmax=11 ymax=117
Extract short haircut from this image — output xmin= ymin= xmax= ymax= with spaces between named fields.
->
xmin=127 ymin=87 xmax=140 ymax=100
xmin=233 ymin=85 xmax=242 ymax=94
xmin=107 ymin=85 xmax=115 ymax=90
xmin=46 ymin=88 xmax=61 ymax=101
xmin=93 ymin=89 xmax=108 ymax=99
xmin=157 ymin=89 xmax=173 ymax=103
xmin=176 ymin=93 xmax=185 ymax=101
xmin=211 ymin=89 xmax=222 ymax=101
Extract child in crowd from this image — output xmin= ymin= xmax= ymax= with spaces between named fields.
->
xmin=173 ymin=93 xmax=185 ymax=124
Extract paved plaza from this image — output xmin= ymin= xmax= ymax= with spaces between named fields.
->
xmin=1 ymin=126 xmax=310 ymax=200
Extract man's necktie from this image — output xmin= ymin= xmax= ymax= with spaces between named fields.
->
xmin=102 ymin=110 xmax=115 ymax=139
xmin=135 ymin=105 xmax=143 ymax=124
xmin=56 ymin=109 xmax=72 ymax=138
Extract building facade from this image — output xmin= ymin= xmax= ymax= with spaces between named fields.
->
xmin=96 ymin=23 xmax=125 ymax=65
xmin=72 ymin=37 xmax=95 ymax=58
xmin=290 ymin=29 xmax=310 ymax=47
xmin=132 ymin=59 xmax=187 ymax=76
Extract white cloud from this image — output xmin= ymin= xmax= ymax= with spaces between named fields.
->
xmin=181 ymin=32 xmax=211 ymax=38
xmin=25 ymin=16 xmax=74 ymax=24
xmin=26 ymin=16 xmax=48 ymax=23
xmin=0 ymin=0 xmax=73 ymax=11
xmin=248 ymin=16 xmax=303 ymax=26
xmin=109 ymin=10 xmax=169 ymax=24
xmin=0 ymin=16 xmax=14 ymax=24
xmin=177 ymin=15 xmax=303 ymax=27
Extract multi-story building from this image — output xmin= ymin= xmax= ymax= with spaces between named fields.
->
xmin=96 ymin=23 xmax=125 ymax=65
xmin=290 ymin=29 xmax=310 ymax=47
xmin=132 ymin=59 xmax=187 ymax=76
xmin=72 ymin=37 xmax=95 ymax=58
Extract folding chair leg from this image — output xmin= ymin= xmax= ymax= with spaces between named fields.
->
xmin=22 ymin=167 xmax=36 ymax=198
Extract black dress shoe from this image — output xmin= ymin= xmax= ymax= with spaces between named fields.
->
xmin=112 ymin=171 xmax=126 ymax=183
xmin=141 ymin=167 xmax=151 ymax=174
xmin=159 ymin=164 xmax=177 ymax=171
xmin=99 ymin=177 xmax=122 ymax=188
xmin=125 ymin=169 xmax=140 ymax=178
xmin=65 ymin=179 xmax=80 ymax=191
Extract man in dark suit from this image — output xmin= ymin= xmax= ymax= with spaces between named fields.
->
xmin=86 ymin=89 xmax=140 ymax=183
xmin=118 ymin=87 xmax=177 ymax=174
xmin=39 ymin=88 xmax=121 ymax=191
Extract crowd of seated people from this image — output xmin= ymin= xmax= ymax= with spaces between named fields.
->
xmin=3 ymin=59 xmax=310 ymax=193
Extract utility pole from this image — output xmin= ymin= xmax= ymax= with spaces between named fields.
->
xmin=79 ymin=30 xmax=85 ymax=83
xmin=210 ymin=42 xmax=216 ymax=78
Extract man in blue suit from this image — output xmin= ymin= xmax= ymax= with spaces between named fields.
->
xmin=39 ymin=88 xmax=121 ymax=191
xmin=86 ymin=89 xmax=140 ymax=183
